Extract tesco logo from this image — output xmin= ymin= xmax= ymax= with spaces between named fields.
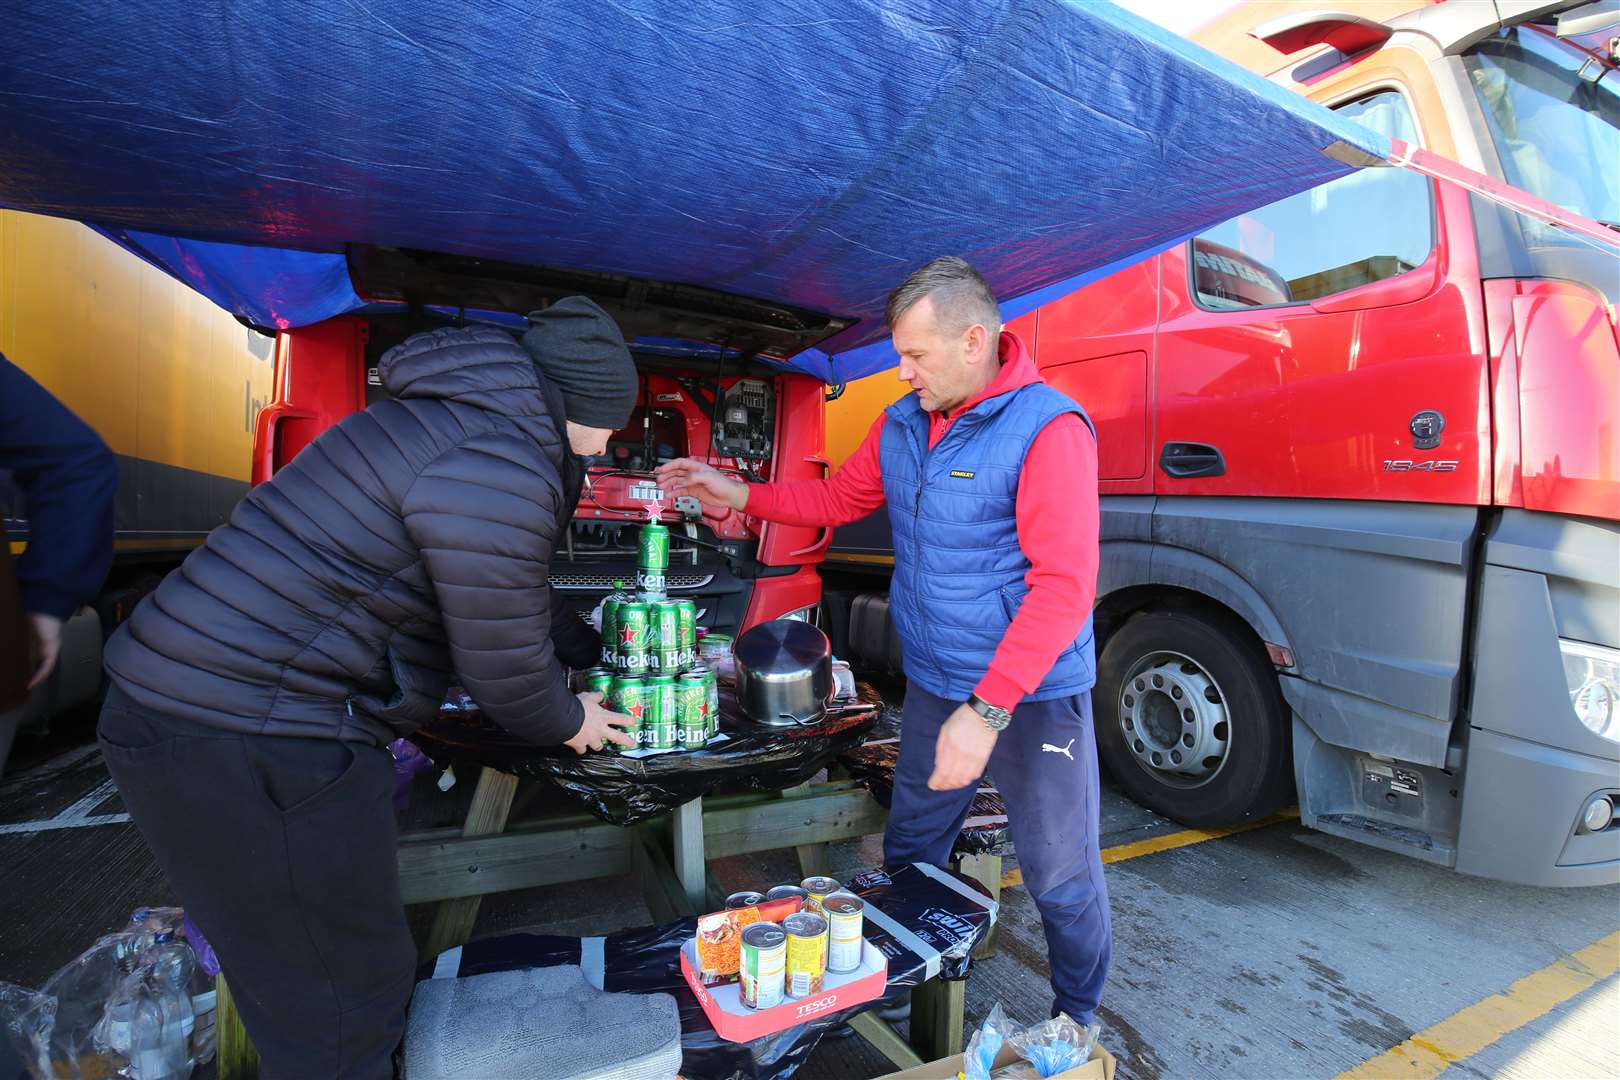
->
xmin=794 ymin=994 xmax=839 ymax=1018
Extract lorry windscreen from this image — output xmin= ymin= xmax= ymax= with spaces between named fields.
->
xmin=1464 ymin=24 xmax=1620 ymax=305
xmin=1464 ymin=24 xmax=1618 ymax=226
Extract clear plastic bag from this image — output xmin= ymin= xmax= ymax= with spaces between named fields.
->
xmin=0 ymin=910 xmax=213 ymax=1079
xmin=1005 ymin=1012 xmax=1099 ymax=1078
xmin=963 ymin=1003 xmax=1014 ymax=1080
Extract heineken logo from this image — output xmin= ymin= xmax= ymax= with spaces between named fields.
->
xmin=949 ymin=470 xmax=976 ymax=479
xmin=619 ymin=626 xmax=641 ymax=646
xmin=627 ymin=702 xmax=645 ymax=719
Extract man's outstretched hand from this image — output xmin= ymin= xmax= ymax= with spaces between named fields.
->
xmin=654 ymin=459 xmax=750 ymax=512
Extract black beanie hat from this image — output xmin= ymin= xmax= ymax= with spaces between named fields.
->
xmin=520 ymin=296 xmax=638 ymax=429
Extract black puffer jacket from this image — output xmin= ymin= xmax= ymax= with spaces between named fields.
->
xmin=105 ymin=326 xmax=598 ymax=746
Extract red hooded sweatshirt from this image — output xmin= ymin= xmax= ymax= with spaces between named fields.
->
xmin=745 ymin=331 xmax=1099 ymax=711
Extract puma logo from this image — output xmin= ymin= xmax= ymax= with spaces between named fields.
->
xmin=1041 ymin=738 xmax=1075 ymax=761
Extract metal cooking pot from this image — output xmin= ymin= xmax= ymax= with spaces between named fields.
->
xmin=734 ymin=619 xmax=834 ymax=727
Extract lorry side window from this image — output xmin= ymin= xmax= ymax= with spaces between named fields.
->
xmin=1190 ymin=90 xmax=1432 ymax=309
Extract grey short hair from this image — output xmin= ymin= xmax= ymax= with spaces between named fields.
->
xmin=885 ymin=256 xmax=1002 ymax=339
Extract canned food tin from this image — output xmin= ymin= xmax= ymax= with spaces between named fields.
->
xmin=739 ymin=922 xmax=787 ymax=1010
xmin=645 ymin=674 xmax=678 ymax=750
xmin=652 ymin=600 xmax=684 ymax=673
xmin=609 ymin=676 xmax=648 ymax=750
xmin=697 ymin=633 xmax=733 ymax=664
xmin=822 ymin=892 xmax=866 ymax=973
xmin=615 ymin=602 xmax=653 ymax=673
xmin=764 ymin=884 xmax=806 ymax=904
xmin=725 ymin=891 xmax=765 ymax=910
xmin=677 ymin=670 xmax=710 ymax=748
xmin=782 ymin=912 xmax=829 ymax=998
xmin=800 ymin=876 xmax=841 ymax=912
xmin=675 ymin=599 xmax=698 ymax=666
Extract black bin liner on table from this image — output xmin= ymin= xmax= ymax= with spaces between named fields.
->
xmin=838 ymin=737 xmax=1013 ymax=858
xmin=416 ymin=682 xmax=888 ymax=826
xmin=414 ymin=863 xmax=997 ymax=1080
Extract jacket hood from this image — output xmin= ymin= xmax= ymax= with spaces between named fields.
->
xmin=380 ymin=325 xmax=549 ymax=418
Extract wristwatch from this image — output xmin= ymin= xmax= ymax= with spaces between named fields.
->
xmin=968 ymin=694 xmax=1013 ymax=732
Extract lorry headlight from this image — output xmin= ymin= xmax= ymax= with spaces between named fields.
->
xmin=778 ymin=605 xmax=820 ymax=625
xmin=1561 ymin=640 xmax=1620 ymax=742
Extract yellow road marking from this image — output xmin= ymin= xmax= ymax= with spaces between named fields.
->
xmin=1336 ymin=930 xmax=1620 ymax=1080
xmin=999 ymin=808 xmax=1301 ymax=890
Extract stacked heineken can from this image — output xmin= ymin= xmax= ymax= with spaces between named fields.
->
xmin=596 ymin=522 xmax=719 ymax=753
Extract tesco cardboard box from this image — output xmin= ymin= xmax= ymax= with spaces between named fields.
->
xmin=880 ymin=1040 xmax=1116 ymax=1080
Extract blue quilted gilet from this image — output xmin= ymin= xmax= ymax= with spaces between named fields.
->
xmin=881 ymin=382 xmax=1097 ymax=701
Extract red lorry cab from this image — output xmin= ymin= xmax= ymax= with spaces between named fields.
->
xmin=822 ymin=0 xmax=1620 ymax=886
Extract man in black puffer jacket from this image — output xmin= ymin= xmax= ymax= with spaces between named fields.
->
xmin=98 ymin=297 xmax=639 ymax=1079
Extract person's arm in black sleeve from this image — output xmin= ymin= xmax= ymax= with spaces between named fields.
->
xmin=0 ymin=355 xmax=117 ymax=686
xmin=547 ymin=585 xmax=602 ymax=670
xmin=401 ymin=435 xmax=584 ymax=746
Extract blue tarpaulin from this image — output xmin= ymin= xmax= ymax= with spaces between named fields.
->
xmin=0 ymin=0 xmax=1389 ymax=381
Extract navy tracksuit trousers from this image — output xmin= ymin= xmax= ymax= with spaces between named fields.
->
xmin=884 ymin=685 xmax=1112 ymax=1023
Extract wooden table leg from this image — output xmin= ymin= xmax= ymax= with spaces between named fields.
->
xmin=782 ymin=781 xmax=835 ymax=879
xmin=215 ymin=973 xmax=259 ymax=1080
xmin=911 ymin=977 xmax=967 ymax=1061
xmin=422 ymin=767 xmax=519 ymax=959
xmin=671 ymin=796 xmax=707 ymax=913
xmin=955 ymin=852 xmax=1003 ymax=960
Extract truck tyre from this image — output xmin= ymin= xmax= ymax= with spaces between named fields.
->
xmin=1093 ymin=609 xmax=1291 ymax=827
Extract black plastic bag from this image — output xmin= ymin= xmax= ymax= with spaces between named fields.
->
xmin=417 ymin=683 xmax=888 ymax=826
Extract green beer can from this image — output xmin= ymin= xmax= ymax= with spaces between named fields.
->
xmin=608 ymin=675 xmax=648 ymax=752
xmin=677 ymin=670 xmax=710 ymax=748
xmin=580 ymin=667 xmax=615 ymax=697
xmin=599 ymin=582 xmax=631 ymax=667
xmin=637 ymin=523 xmax=669 ymax=597
xmin=674 ymin=599 xmax=698 ymax=667
xmin=615 ymin=602 xmax=653 ymax=674
xmin=645 ymin=674 xmax=678 ymax=750
xmin=651 ymin=600 xmax=683 ymax=673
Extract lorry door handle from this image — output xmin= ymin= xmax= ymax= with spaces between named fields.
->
xmin=1159 ymin=442 xmax=1226 ymax=478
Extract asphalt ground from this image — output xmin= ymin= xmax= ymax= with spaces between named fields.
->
xmin=2 ymin=707 xmax=1616 ymax=1079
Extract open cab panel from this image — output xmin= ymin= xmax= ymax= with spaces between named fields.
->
xmin=256 ymin=248 xmax=844 ymax=644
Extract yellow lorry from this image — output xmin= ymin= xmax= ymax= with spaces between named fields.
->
xmin=1 ymin=209 xmax=273 ymax=726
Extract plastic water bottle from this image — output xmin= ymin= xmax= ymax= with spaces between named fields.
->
xmin=149 ymin=945 xmax=196 ymax=1078
xmin=124 ymin=982 xmax=168 ymax=1079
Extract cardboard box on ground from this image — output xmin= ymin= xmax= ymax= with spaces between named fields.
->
xmin=879 ymin=1042 xmax=1117 ymax=1080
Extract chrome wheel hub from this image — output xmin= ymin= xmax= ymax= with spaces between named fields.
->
xmin=1118 ymin=651 xmax=1231 ymax=788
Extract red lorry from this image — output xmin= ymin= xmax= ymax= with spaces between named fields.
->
xmin=822 ymin=0 xmax=1620 ymax=886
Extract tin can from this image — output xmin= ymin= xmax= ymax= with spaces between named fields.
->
xmin=800 ymin=876 xmax=841 ymax=912
xmin=677 ymin=670 xmax=710 ymax=748
xmin=645 ymin=674 xmax=678 ymax=750
xmin=739 ymin=922 xmax=787 ymax=1010
xmin=764 ymin=884 xmax=806 ymax=905
xmin=680 ymin=664 xmax=719 ymax=738
xmin=782 ymin=912 xmax=829 ymax=998
xmin=822 ymin=892 xmax=866 ymax=973
xmin=615 ymin=601 xmax=653 ymax=673
xmin=698 ymin=632 xmax=733 ymax=665
xmin=637 ymin=524 xmax=669 ymax=596
xmin=725 ymin=891 xmax=765 ymax=910
xmin=609 ymin=675 xmax=648 ymax=749
xmin=652 ymin=600 xmax=683 ymax=673
xmin=675 ymin=599 xmax=698 ymax=666
xmin=580 ymin=667 xmax=615 ymax=697
xmin=599 ymin=583 xmax=631 ymax=666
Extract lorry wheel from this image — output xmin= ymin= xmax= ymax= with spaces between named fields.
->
xmin=1093 ymin=610 xmax=1291 ymax=827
